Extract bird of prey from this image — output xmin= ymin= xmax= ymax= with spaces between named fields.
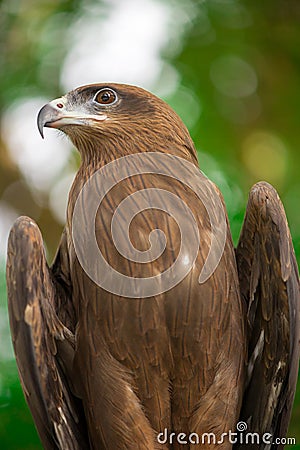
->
xmin=6 ymin=83 xmax=299 ymax=450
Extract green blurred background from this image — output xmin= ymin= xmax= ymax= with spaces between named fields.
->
xmin=0 ymin=0 xmax=299 ymax=448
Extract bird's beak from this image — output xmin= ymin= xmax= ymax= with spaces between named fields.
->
xmin=37 ymin=97 xmax=107 ymax=138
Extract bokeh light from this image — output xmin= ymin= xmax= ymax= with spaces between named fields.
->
xmin=60 ymin=0 xmax=196 ymax=96
xmin=241 ymin=130 xmax=288 ymax=185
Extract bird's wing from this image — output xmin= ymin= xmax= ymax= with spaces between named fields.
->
xmin=6 ymin=216 xmax=89 ymax=450
xmin=235 ymin=182 xmax=300 ymax=447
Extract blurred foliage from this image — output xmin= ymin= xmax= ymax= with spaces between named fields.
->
xmin=0 ymin=0 xmax=299 ymax=448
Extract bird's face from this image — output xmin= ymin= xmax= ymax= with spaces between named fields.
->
xmin=37 ymin=83 xmax=197 ymax=163
xmin=38 ymin=84 xmax=158 ymax=137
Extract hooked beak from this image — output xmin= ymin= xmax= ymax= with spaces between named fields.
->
xmin=37 ymin=97 xmax=107 ymax=138
xmin=37 ymin=101 xmax=63 ymax=138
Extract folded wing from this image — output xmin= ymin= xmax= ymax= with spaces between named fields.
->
xmin=236 ymin=182 xmax=300 ymax=448
xmin=6 ymin=216 xmax=89 ymax=450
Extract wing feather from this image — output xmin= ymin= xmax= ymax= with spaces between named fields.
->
xmin=6 ymin=216 xmax=89 ymax=450
xmin=236 ymin=182 xmax=300 ymax=448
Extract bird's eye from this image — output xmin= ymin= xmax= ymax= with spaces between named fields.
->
xmin=94 ymin=89 xmax=117 ymax=105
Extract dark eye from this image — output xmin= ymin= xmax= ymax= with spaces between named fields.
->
xmin=94 ymin=88 xmax=117 ymax=105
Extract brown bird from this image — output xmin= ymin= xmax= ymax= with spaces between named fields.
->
xmin=6 ymin=83 xmax=300 ymax=450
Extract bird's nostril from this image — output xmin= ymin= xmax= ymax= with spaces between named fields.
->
xmin=56 ymin=103 xmax=64 ymax=109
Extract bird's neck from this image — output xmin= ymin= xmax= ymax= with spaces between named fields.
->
xmin=66 ymin=128 xmax=199 ymax=228
xmin=72 ymin=128 xmax=198 ymax=168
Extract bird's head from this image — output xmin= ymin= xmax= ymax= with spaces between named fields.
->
xmin=37 ymin=83 xmax=197 ymax=164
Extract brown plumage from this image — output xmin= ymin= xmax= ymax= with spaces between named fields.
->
xmin=6 ymin=83 xmax=300 ymax=449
